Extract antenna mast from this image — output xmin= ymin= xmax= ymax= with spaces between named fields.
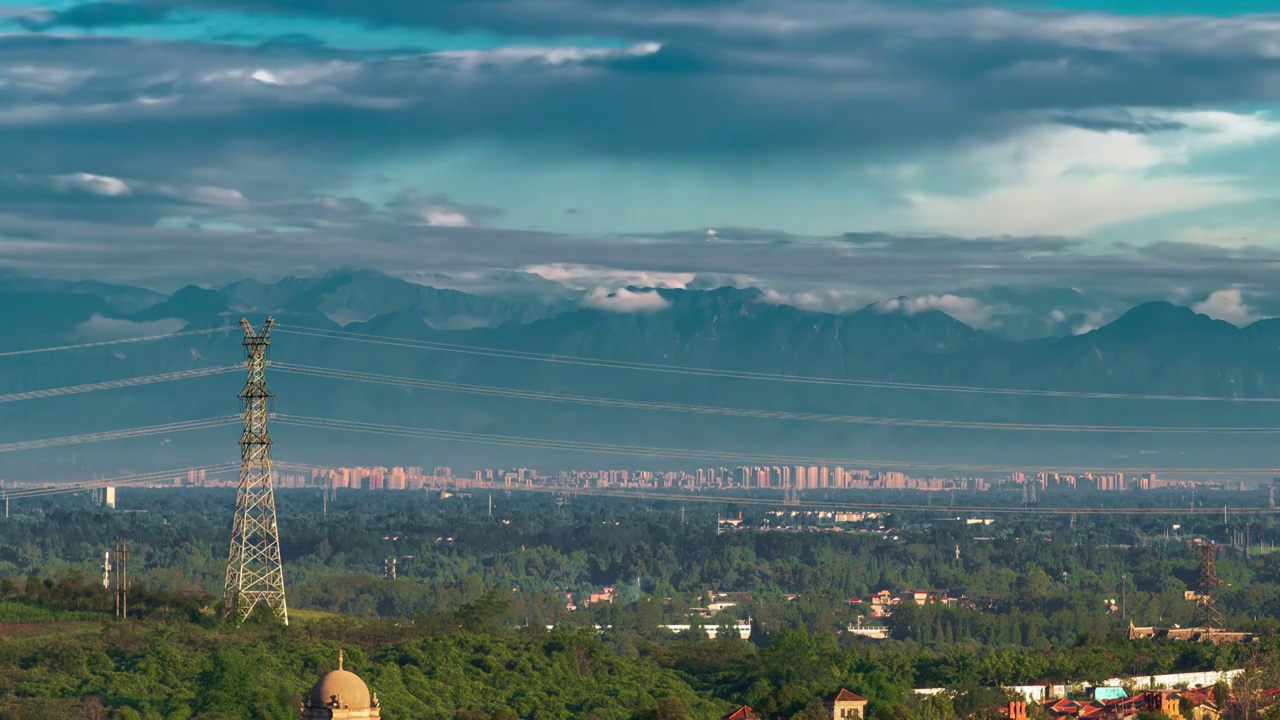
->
xmin=224 ymin=317 xmax=288 ymax=625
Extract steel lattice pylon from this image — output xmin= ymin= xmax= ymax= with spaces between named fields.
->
xmin=1193 ymin=543 xmax=1225 ymax=629
xmin=224 ymin=317 xmax=288 ymax=625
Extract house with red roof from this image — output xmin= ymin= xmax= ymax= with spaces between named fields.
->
xmin=721 ymin=706 xmax=761 ymax=720
xmin=824 ymin=689 xmax=869 ymax=720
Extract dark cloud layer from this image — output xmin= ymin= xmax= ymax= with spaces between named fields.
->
xmin=6 ymin=2 xmax=1280 ymax=176
xmin=20 ymin=2 xmax=173 ymax=29
xmin=3 ymin=1 xmax=1279 ymax=307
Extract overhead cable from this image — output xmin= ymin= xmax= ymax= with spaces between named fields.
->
xmin=272 ymin=414 xmax=1277 ymax=476
xmin=0 ymin=365 xmax=239 ymax=404
xmin=273 ymin=324 xmax=1280 ymax=402
xmin=0 ymin=416 xmax=238 ymax=454
xmin=273 ymin=362 xmax=1280 ymax=433
xmin=0 ymin=326 xmax=234 ymax=359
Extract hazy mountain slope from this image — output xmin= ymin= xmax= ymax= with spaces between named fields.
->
xmin=2 ymin=276 xmax=1278 ymax=479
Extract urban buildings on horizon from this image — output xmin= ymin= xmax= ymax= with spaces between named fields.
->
xmin=37 ymin=464 xmax=1242 ymax=493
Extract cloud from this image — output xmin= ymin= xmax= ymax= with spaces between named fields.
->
xmin=53 ymin=172 xmax=132 ymax=197
xmin=523 ymin=263 xmax=697 ymax=290
xmin=183 ymin=186 xmax=245 ymax=205
xmin=582 ymin=287 xmax=671 ymax=312
xmin=5 ymin=182 xmax=1278 ymax=312
xmin=906 ymin=111 xmax=1280 ymax=236
xmin=6 ymin=3 xmax=1280 ymax=177
xmin=17 ymin=2 xmax=172 ymax=29
xmin=383 ymin=190 xmax=503 ymax=228
xmin=759 ymin=288 xmax=870 ymax=313
xmin=1193 ymin=288 xmax=1259 ymax=325
xmin=1072 ymin=310 xmax=1106 ymax=335
xmin=1179 ymin=226 xmax=1277 ymax=249
xmin=430 ymin=42 xmax=662 ymax=70
xmin=875 ymin=293 xmax=998 ymax=328
xmin=74 ymin=314 xmax=188 ymax=340
xmin=1 ymin=3 xmax=1280 ymax=273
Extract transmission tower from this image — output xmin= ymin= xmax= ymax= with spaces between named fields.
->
xmin=1193 ymin=543 xmax=1225 ymax=629
xmin=224 ymin=317 xmax=288 ymax=625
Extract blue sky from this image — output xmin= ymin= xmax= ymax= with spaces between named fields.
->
xmin=2 ymin=0 xmax=1280 ymax=325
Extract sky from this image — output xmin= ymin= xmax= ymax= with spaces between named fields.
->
xmin=2 ymin=0 xmax=1280 ymax=324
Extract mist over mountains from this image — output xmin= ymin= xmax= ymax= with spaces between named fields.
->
xmin=1 ymin=269 xmax=1278 ymax=482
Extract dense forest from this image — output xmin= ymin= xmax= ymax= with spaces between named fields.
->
xmin=4 ymin=488 xmax=1280 ymax=719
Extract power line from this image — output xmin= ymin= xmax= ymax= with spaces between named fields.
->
xmin=273 ymin=323 xmax=1280 ymax=403
xmin=273 ymin=362 xmax=1280 ymax=434
xmin=271 ymin=414 xmax=1278 ymax=476
xmin=2 ymin=463 xmax=239 ymax=500
xmin=0 ymin=366 xmax=238 ymax=404
xmin=0 ymin=416 xmax=238 ymax=454
xmin=0 ymin=326 xmax=234 ymax=359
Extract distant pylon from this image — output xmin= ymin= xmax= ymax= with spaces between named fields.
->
xmin=1193 ymin=543 xmax=1225 ymax=629
xmin=224 ymin=317 xmax=288 ymax=625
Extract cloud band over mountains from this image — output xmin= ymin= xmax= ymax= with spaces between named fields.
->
xmin=1 ymin=1 xmax=1280 ymax=314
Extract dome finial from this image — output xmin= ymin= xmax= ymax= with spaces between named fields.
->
xmin=338 ymin=648 xmax=344 ymax=671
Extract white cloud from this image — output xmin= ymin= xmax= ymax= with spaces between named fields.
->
xmin=759 ymin=288 xmax=868 ymax=313
xmin=0 ymin=65 xmax=92 ymax=92
xmin=53 ymin=172 xmax=131 ymax=197
xmin=875 ymin=293 xmax=996 ymax=327
xmin=1193 ymin=288 xmax=1258 ymax=325
xmin=186 ymin=186 xmax=245 ymax=205
xmin=583 ymin=287 xmax=671 ymax=312
xmin=74 ymin=314 xmax=187 ymax=340
xmin=432 ymin=42 xmax=662 ymax=70
xmin=524 ymin=263 xmax=696 ymax=290
xmin=1072 ymin=310 xmax=1106 ymax=335
xmin=421 ymin=207 xmax=471 ymax=227
xmin=202 ymin=62 xmax=360 ymax=86
xmin=906 ymin=110 xmax=1280 ymax=236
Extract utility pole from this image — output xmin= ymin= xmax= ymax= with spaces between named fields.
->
xmin=488 ymin=493 xmax=493 ymax=517
xmin=121 ymin=535 xmax=128 ymax=619
xmin=224 ymin=317 xmax=289 ymax=625
xmin=114 ymin=535 xmax=120 ymax=618
xmin=114 ymin=533 xmax=128 ymax=618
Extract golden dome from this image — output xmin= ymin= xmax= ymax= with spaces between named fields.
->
xmin=309 ymin=650 xmax=372 ymax=710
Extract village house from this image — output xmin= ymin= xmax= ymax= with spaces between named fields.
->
xmin=824 ymin=689 xmax=869 ymax=720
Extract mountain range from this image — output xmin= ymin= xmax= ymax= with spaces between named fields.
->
xmin=1 ymin=269 xmax=1278 ymax=481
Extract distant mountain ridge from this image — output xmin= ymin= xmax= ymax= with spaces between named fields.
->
xmin=0 ymin=270 xmax=1278 ymax=479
